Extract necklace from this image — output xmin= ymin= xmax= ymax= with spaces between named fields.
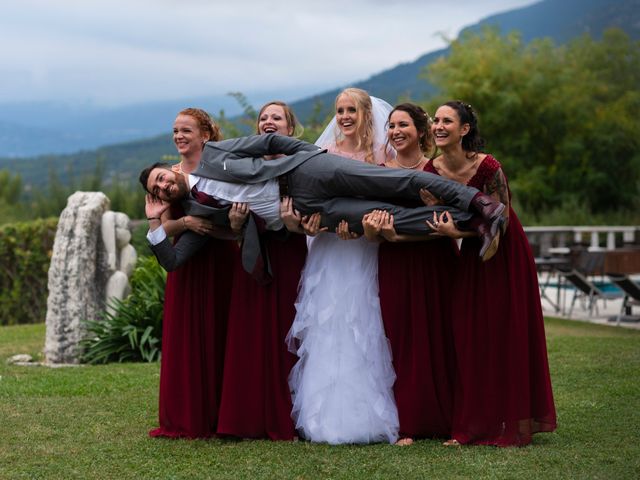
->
xmin=177 ymin=160 xmax=196 ymax=175
xmin=397 ymin=154 xmax=425 ymax=170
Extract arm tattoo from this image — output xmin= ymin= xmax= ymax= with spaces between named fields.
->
xmin=485 ymin=169 xmax=510 ymax=211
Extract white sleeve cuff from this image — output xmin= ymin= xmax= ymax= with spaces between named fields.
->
xmin=147 ymin=226 xmax=167 ymax=245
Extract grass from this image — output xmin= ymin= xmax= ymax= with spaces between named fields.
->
xmin=0 ymin=319 xmax=639 ymax=479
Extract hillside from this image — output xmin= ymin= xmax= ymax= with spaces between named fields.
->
xmin=3 ymin=0 xmax=638 ymax=188
xmin=289 ymin=0 xmax=639 ymax=120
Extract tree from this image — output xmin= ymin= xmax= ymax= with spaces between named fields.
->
xmin=0 ymin=170 xmax=26 ymax=224
xmin=425 ymin=27 xmax=640 ymax=217
xmin=0 ymin=170 xmax=22 ymax=205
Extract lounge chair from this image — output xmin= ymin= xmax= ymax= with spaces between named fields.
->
xmin=557 ymin=267 xmax=623 ymax=317
xmin=606 ymin=273 xmax=640 ymax=325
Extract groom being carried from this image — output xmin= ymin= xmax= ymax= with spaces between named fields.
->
xmin=141 ymin=133 xmax=506 ymax=277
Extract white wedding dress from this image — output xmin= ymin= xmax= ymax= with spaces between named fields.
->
xmin=286 ymin=146 xmax=399 ymax=445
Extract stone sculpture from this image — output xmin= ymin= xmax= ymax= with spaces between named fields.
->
xmin=44 ymin=192 xmax=137 ymax=364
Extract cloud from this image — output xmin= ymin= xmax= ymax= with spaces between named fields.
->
xmin=0 ymin=0 xmax=538 ymax=106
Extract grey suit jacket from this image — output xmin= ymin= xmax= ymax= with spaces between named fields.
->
xmin=149 ymin=198 xmax=232 ymax=272
xmin=195 ymin=133 xmax=322 ymax=183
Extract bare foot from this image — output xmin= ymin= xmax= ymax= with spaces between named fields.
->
xmin=395 ymin=437 xmax=414 ymax=446
xmin=443 ymin=439 xmax=460 ymax=446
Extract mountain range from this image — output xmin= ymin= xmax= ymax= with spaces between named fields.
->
xmin=2 ymin=0 xmax=638 ymax=187
xmin=289 ymin=0 xmax=640 ymax=121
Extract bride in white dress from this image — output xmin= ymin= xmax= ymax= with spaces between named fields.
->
xmin=286 ymin=88 xmax=399 ymax=444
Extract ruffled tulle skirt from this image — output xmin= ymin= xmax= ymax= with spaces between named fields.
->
xmin=287 ymin=234 xmax=399 ymax=444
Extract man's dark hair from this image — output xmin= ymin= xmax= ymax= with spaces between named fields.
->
xmin=139 ymin=162 xmax=172 ymax=193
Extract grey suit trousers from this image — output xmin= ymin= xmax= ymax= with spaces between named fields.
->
xmin=286 ymin=153 xmax=476 ymax=234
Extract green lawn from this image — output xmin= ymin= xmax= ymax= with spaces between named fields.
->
xmin=1 ymin=319 xmax=639 ymax=479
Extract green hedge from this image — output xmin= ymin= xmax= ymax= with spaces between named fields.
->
xmin=0 ymin=218 xmax=58 ymax=326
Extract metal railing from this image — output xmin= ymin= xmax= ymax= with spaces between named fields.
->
xmin=524 ymin=226 xmax=639 ymax=256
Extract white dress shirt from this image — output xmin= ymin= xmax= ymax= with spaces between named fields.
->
xmin=147 ymin=173 xmax=282 ymax=245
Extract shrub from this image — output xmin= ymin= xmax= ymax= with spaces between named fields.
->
xmin=81 ymin=256 xmax=166 ymax=364
xmin=0 ymin=218 xmax=58 ymax=325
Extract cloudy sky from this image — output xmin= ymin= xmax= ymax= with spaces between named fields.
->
xmin=0 ymin=0 xmax=538 ymax=107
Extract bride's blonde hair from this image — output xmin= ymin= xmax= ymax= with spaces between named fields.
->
xmin=336 ymin=87 xmax=375 ymax=164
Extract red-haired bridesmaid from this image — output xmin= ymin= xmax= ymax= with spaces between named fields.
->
xmin=149 ymin=108 xmax=236 ymax=438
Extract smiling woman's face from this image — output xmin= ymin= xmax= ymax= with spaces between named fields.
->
xmin=173 ymin=114 xmax=208 ymax=156
xmin=335 ymin=94 xmax=360 ymax=138
xmin=258 ymin=104 xmax=292 ymax=136
xmin=431 ymin=105 xmax=468 ymax=149
xmin=387 ymin=109 xmax=420 ymax=154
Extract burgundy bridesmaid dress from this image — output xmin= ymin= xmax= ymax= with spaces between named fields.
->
xmin=149 ymin=204 xmax=237 ymax=438
xmin=427 ymin=156 xmax=557 ymax=446
xmin=216 ymin=233 xmax=307 ymax=440
xmin=378 ymin=163 xmax=459 ymax=439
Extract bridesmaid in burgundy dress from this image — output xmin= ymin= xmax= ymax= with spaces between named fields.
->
xmin=426 ymin=101 xmax=556 ymax=446
xmin=149 ymin=108 xmax=237 ymax=438
xmin=215 ymin=101 xmax=308 ymax=440
xmin=362 ymin=103 xmax=458 ymax=445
